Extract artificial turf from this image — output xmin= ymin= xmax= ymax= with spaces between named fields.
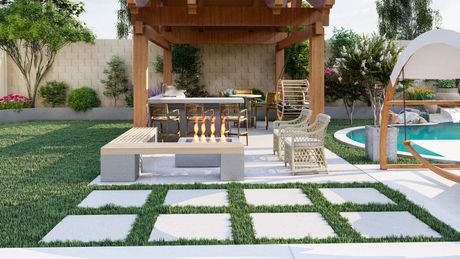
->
xmin=0 ymin=120 xmax=457 ymax=248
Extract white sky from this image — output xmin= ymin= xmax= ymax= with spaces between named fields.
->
xmin=80 ymin=0 xmax=460 ymax=39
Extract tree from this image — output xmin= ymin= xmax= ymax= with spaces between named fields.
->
xmin=116 ymin=0 xmax=132 ymax=39
xmin=335 ymin=34 xmax=401 ymax=126
xmin=376 ymin=0 xmax=442 ymax=40
xmin=154 ymin=45 xmax=208 ymax=97
xmin=284 ymin=41 xmax=309 ymax=79
xmin=0 ymin=0 xmax=95 ymax=107
xmin=101 ymin=55 xmax=129 ymax=107
xmin=0 ymin=0 xmax=84 ymax=16
xmin=328 ymin=27 xmax=360 ymax=65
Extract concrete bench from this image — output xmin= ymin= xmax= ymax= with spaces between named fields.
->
xmin=100 ymin=128 xmax=245 ymax=182
xmin=100 ymin=127 xmax=158 ymax=182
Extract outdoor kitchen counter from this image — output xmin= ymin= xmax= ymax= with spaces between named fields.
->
xmin=148 ymin=96 xmax=244 ymax=104
xmin=147 ymin=96 xmax=245 ymax=136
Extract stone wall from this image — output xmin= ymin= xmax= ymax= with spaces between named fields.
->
xmin=6 ymin=40 xmax=163 ymax=107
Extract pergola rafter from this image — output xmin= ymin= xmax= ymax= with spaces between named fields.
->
xmin=128 ymin=0 xmax=334 ymax=127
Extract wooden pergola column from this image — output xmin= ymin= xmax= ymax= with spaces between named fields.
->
xmin=133 ymin=22 xmax=149 ymax=127
xmin=163 ymin=47 xmax=173 ymax=85
xmin=309 ymin=22 xmax=325 ymax=118
xmin=275 ymin=48 xmax=284 ymax=92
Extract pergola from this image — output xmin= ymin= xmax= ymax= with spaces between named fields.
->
xmin=128 ymin=0 xmax=335 ymax=127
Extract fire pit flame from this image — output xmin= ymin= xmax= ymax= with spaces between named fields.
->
xmin=192 ymin=115 xmax=227 ymax=143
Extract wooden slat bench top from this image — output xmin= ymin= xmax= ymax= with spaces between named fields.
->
xmin=109 ymin=127 xmax=158 ymax=144
xmin=101 ymin=142 xmax=244 ymax=155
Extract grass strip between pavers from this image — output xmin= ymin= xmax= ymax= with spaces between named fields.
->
xmin=40 ymin=182 xmax=460 ymax=247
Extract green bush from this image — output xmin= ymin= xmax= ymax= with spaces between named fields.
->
xmin=68 ymin=87 xmax=101 ymax=112
xmin=438 ymin=80 xmax=457 ymax=88
xmin=39 ymin=81 xmax=68 ymax=107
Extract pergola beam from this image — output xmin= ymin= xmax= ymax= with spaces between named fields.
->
xmin=162 ymin=31 xmax=287 ymax=44
xmin=137 ymin=7 xmax=323 ymax=27
xmin=143 ymin=25 xmax=172 ymax=50
xmin=276 ymin=25 xmax=314 ymax=50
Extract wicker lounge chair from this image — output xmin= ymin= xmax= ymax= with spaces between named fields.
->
xmin=273 ymin=108 xmax=312 ymax=159
xmin=284 ymin=113 xmax=331 ymax=175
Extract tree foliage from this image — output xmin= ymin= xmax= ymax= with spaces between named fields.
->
xmin=116 ymin=0 xmax=132 ymax=39
xmin=376 ymin=0 xmax=441 ymax=40
xmin=335 ymin=34 xmax=401 ymax=126
xmin=0 ymin=0 xmax=84 ymax=16
xmin=0 ymin=0 xmax=95 ymax=107
xmin=154 ymin=45 xmax=208 ymax=97
xmin=284 ymin=41 xmax=309 ymax=79
xmin=101 ymin=55 xmax=129 ymax=107
xmin=328 ymin=27 xmax=360 ymax=64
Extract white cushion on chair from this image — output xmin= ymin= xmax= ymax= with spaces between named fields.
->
xmin=284 ymin=137 xmax=292 ymax=147
xmin=273 ymin=129 xmax=280 ymax=136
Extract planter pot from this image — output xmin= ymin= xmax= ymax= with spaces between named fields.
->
xmin=0 ymin=107 xmax=133 ymax=124
xmin=424 ymin=105 xmax=438 ymax=114
xmin=436 ymin=88 xmax=460 ymax=100
xmin=365 ymin=126 xmax=398 ymax=162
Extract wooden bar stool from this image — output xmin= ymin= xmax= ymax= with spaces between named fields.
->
xmin=148 ymin=104 xmax=180 ymax=141
xmin=253 ymin=92 xmax=277 ymax=130
xmin=220 ymin=103 xmax=249 ymax=145
xmin=185 ymin=103 xmax=214 ymax=136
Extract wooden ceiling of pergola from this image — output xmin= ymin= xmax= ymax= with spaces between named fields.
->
xmin=128 ymin=0 xmax=335 ymax=127
xmin=128 ymin=0 xmax=334 ymax=47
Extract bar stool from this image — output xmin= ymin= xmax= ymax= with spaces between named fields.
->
xmin=148 ymin=104 xmax=180 ymax=141
xmin=185 ymin=103 xmax=214 ymax=136
xmin=253 ymin=92 xmax=277 ymax=130
xmin=220 ymin=103 xmax=249 ymax=145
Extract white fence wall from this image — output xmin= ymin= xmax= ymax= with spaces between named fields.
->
xmin=0 ymin=50 xmax=6 ymax=97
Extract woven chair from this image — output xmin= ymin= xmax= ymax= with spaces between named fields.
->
xmin=253 ymin=92 xmax=276 ymax=130
xmin=277 ymin=79 xmax=310 ymax=121
xmin=284 ymin=114 xmax=331 ymax=175
xmin=185 ymin=103 xmax=214 ymax=136
xmin=273 ymin=108 xmax=312 ymax=160
xmin=149 ymin=104 xmax=181 ymax=141
xmin=220 ymin=103 xmax=249 ymax=145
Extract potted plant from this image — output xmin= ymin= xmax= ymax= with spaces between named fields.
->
xmin=336 ymin=34 xmax=401 ymax=161
xmin=436 ymin=80 xmax=460 ymax=100
xmin=407 ymin=88 xmax=437 ymax=113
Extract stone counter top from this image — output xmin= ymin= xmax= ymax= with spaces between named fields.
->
xmin=148 ymin=96 xmax=244 ymax=104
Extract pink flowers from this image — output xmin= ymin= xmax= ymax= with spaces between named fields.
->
xmin=0 ymin=93 xmax=31 ymax=111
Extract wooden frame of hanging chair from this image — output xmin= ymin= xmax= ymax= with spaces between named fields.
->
xmin=379 ymin=29 xmax=460 ymax=183
xmin=276 ymin=79 xmax=311 ymax=121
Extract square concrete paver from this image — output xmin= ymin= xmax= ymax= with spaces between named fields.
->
xmin=78 ymin=190 xmax=151 ymax=208
xmin=244 ymin=189 xmax=311 ymax=206
xmin=319 ymin=188 xmax=395 ymax=205
xmin=42 ymin=215 xmax=137 ymax=243
xmin=340 ymin=211 xmax=441 ymax=238
xmin=251 ymin=213 xmax=335 ymax=239
xmin=149 ymin=214 xmax=232 ymax=241
xmin=164 ymin=189 xmax=229 ymax=207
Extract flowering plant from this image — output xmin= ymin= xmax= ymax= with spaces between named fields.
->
xmin=0 ymin=93 xmax=31 ymax=111
xmin=407 ymin=88 xmax=435 ymax=100
xmin=335 ymin=34 xmax=401 ymax=126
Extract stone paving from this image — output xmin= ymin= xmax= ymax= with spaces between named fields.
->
xmin=319 ymin=188 xmax=395 ymax=205
xmin=244 ymin=188 xmax=312 ymax=206
xmin=78 ymin=190 xmax=152 ymax=208
xmin=42 ymin=187 xmax=444 ymax=243
xmin=340 ymin=211 xmax=441 ymax=238
xmin=163 ymin=189 xmax=229 ymax=207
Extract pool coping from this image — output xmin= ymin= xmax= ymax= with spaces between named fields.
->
xmin=333 ymin=125 xmax=458 ymax=163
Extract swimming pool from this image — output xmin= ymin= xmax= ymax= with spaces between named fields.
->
xmin=334 ymin=122 xmax=460 ymax=161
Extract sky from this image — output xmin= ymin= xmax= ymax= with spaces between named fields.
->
xmin=80 ymin=0 xmax=460 ymax=39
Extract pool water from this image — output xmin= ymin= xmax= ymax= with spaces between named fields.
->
xmin=346 ymin=123 xmax=460 ymax=157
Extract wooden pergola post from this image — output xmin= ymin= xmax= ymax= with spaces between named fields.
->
xmin=133 ymin=21 xmax=149 ymax=127
xmin=309 ymin=22 xmax=325 ymax=118
xmin=275 ymin=48 xmax=284 ymax=93
xmin=163 ymin=47 xmax=173 ymax=85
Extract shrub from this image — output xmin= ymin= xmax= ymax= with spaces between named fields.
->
xmin=0 ymin=93 xmax=31 ymax=111
xmin=101 ymin=55 xmax=129 ymax=107
xmin=125 ymin=86 xmax=134 ymax=108
xmin=438 ymin=80 xmax=456 ymax=88
xmin=407 ymin=88 xmax=435 ymax=100
xmin=251 ymin=88 xmax=266 ymax=102
xmin=68 ymin=87 xmax=101 ymax=112
xmin=39 ymin=81 xmax=68 ymax=107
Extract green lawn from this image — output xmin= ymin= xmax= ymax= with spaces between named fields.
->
xmin=0 ymin=120 xmax=454 ymax=248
